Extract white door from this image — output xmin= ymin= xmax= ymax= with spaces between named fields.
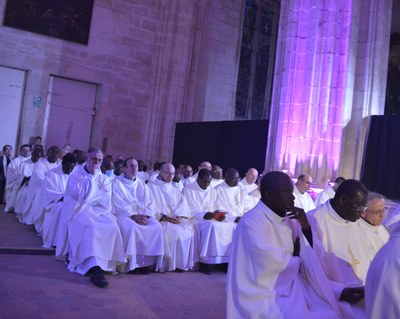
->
xmin=44 ymin=76 xmax=97 ymax=151
xmin=0 ymin=66 xmax=26 ymax=152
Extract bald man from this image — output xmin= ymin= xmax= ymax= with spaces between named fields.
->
xmin=239 ymin=167 xmax=260 ymax=211
xmin=185 ymin=161 xmax=212 ymax=185
xmin=147 ymin=163 xmax=196 ymax=272
xmin=293 ymin=173 xmax=316 ymax=212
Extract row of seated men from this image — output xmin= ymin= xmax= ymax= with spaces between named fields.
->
xmin=2 ymin=144 xmax=398 ymax=317
xmin=3 ymin=144 xmax=262 ymax=288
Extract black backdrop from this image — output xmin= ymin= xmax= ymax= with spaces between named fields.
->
xmin=361 ymin=115 xmax=400 ymax=199
xmin=172 ymin=120 xmax=269 ymax=177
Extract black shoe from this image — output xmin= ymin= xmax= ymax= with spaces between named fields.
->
xmin=129 ymin=268 xmax=143 ymax=275
xmin=218 ymin=263 xmax=228 ymax=273
xmin=90 ymin=267 xmax=109 ymax=288
xmin=199 ymin=262 xmax=211 ymax=275
xmin=140 ymin=266 xmax=150 ymax=274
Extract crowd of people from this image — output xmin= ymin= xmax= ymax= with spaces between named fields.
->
xmin=1 ymin=142 xmax=399 ymax=318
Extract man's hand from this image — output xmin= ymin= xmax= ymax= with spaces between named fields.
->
xmin=340 ymin=286 xmax=365 ymax=304
xmin=293 ymin=237 xmax=300 ymax=257
xmin=287 ymin=207 xmax=310 ymax=231
xmin=132 ymin=215 xmax=149 ymax=225
xmin=204 ymin=212 xmax=214 ymax=220
xmin=160 ymin=215 xmax=180 ymax=224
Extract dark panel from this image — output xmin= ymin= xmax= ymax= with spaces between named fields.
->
xmin=361 ymin=115 xmax=400 ymax=199
xmin=173 ymin=120 xmax=268 ymax=177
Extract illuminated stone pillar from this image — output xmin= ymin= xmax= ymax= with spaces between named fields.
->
xmin=266 ymin=0 xmax=392 ymax=182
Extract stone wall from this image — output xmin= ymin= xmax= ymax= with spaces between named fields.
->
xmin=0 ymin=0 xmax=243 ymax=166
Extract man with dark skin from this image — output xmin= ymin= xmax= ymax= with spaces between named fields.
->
xmin=226 ymin=171 xmax=341 ymax=318
xmin=308 ymin=179 xmax=369 ymax=311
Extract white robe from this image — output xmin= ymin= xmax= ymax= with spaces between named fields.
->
xmin=183 ymin=181 xmax=236 ymax=264
xmin=15 ymin=159 xmax=36 ymax=222
xmin=308 ymin=201 xmax=372 ymax=318
xmin=22 ymin=158 xmax=59 ymax=227
xmin=148 ymin=178 xmax=196 ymax=271
xmin=65 ymin=165 xmax=126 ymax=274
xmin=41 ymin=166 xmax=70 ymax=248
xmin=365 ymin=225 xmax=400 ymax=319
xmin=239 ymin=178 xmax=260 ymax=212
xmin=4 ymin=155 xmax=30 ymax=211
xmin=314 ymin=187 xmax=335 ymax=207
xmin=357 ymin=218 xmax=389 ymax=264
xmin=226 ymin=201 xmax=341 ymax=319
xmin=112 ymin=175 xmax=164 ymax=271
xmin=210 ymin=178 xmax=224 ymax=188
xmin=293 ymin=185 xmax=316 ymax=212
xmin=215 ymin=182 xmax=247 ymax=221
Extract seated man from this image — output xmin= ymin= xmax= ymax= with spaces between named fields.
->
xmin=308 ymin=179 xmax=371 ymax=318
xmin=226 ymin=171 xmax=341 ymax=318
xmin=358 ymin=192 xmax=390 ymax=262
xmin=23 ymin=146 xmax=60 ymax=229
xmin=42 ymin=153 xmax=76 ymax=248
xmin=4 ymin=144 xmax=31 ymax=213
xmin=183 ymin=169 xmax=236 ymax=274
xmin=365 ymin=224 xmax=400 ymax=318
xmin=215 ymin=168 xmax=247 ymax=222
xmin=185 ymin=161 xmax=212 ymax=185
xmin=147 ymin=163 xmax=196 ymax=272
xmin=239 ymin=167 xmax=260 ymax=211
xmin=293 ymin=173 xmax=316 ymax=212
xmin=314 ymin=177 xmax=346 ymax=207
xmin=65 ymin=147 xmax=126 ymax=288
xmin=210 ymin=164 xmax=224 ymax=188
xmin=112 ymin=158 xmax=164 ymax=274
xmin=15 ymin=147 xmax=43 ymax=223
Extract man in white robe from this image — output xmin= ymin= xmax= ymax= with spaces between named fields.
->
xmin=147 ymin=163 xmax=196 ymax=272
xmin=185 ymin=161 xmax=212 ymax=185
xmin=358 ymin=192 xmax=389 ymax=263
xmin=182 ymin=165 xmax=194 ymax=187
xmin=215 ymin=168 xmax=247 ymax=222
xmin=183 ymin=168 xmax=236 ymax=274
xmin=226 ymin=171 xmax=341 ymax=319
xmin=4 ymin=144 xmax=31 ymax=213
xmin=293 ymin=173 xmax=316 ymax=212
xmin=308 ymin=179 xmax=371 ymax=318
xmin=42 ymin=153 xmax=76 ymax=248
xmin=314 ymin=177 xmax=345 ymax=207
xmin=239 ymin=167 xmax=260 ymax=211
xmin=65 ymin=147 xmax=126 ymax=288
xmin=112 ymin=158 xmax=164 ymax=274
xmin=210 ymin=164 xmax=224 ymax=188
xmin=22 ymin=146 xmax=60 ymax=227
xmin=365 ymin=224 xmax=400 ymax=319
xmin=15 ymin=147 xmax=43 ymax=222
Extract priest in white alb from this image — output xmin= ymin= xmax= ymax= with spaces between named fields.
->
xmin=42 ymin=153 xmax=76 ymax=248
xmin=226 ymin=171 xmax=341 ymax=318
xmin=293 ymin=173 xmax=316 ymax=212
xmin=4 ymin=144 xmax=31 ymax=213
xmin=147 ymin=163 xmax=196 ymax=272
xmin=183 ymin=168 xmax=236 ymax=274
xmin=314 ymin=177 xmax=345 ymax=207
xmin=358 ymin=192 xmax=389 ymax=263
xmin=112 ymin=158 xmax=164 ymax=274
xmin=239 ymin=167 xmax=260 ymax=211
xmin=365 ymin=224 xmax=400 ymax=319
xmin=65 ymin=147 xmax=126 ymax=288
xmin=308 ymin=179 xmax=372 ymax=318
xmin=15 ymin=147 xmax=43 ymax=223
xmin=215 ymin=168 xmax=247 ymax=222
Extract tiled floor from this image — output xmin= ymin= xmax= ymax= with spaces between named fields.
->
xmin=0 ymin=205 xmax=227 ymax=319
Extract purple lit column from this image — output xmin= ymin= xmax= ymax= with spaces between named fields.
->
xmin=266 ymin=0 xmax=392 ymax=181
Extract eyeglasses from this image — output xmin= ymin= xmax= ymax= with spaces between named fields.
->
xmin=366 ymin=208 xmax=387 ymax=216
xmin=347 ymin=197 xmax=367 ymax=213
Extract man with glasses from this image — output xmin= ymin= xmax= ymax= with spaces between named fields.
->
xmin=64 ymin=147 xmax=126 ymax=288
xmin=147 ymin=163 xmax=196 ymax=272
xmin=308 ymin=179 xmax=370 ymax=318
xmin=359 ymin=192 xmax=389 ymax=262
xmin=293 ymin=173 xmax=316 ymax=212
